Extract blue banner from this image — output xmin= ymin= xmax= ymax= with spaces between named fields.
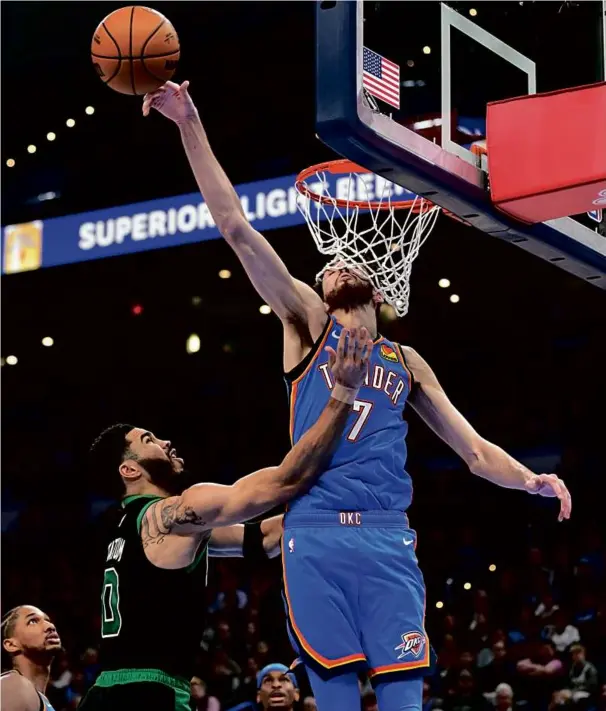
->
xmin=2 ymin=172 xmax=416 ymax=274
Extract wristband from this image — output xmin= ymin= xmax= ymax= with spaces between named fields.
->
xmin=331 ymin=383 xmax=359 ymax=405
xmin=243 ymin=522 xmax=268 ymax=562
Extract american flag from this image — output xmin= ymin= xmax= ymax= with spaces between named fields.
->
xmin=363 ymin=47 xmax=400 ymax=110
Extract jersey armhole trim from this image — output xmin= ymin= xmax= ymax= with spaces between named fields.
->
xmin=395 ymin=343 xmax=415 ymax=392
xmin=284 ymin=316 xmax=331 ymax=384
xmin=136 ymin=498 xmax=162 ymax=535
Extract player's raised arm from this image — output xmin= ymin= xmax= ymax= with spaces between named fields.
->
xmin=143 ymin=81 xmax=325 ymax=328
xmin=144 ymin=328 xmax=371 ymax=537
xmin=403 ymin=346 xmax=572 ymax=521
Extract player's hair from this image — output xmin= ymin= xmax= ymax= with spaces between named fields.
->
xmin=1 ymin=606 xmax=23 ymax=669
xmin=89 ymin=423 xmax=137 ymax=477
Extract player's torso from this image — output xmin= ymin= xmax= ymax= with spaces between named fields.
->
xmin=285 ymin=316 xmax=414 ymax=513
xmin=99 ymin=495 xmax=209 ymax=681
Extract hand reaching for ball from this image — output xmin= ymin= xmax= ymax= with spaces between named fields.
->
xmin=143 ymin=81 xmax=198 ymax=124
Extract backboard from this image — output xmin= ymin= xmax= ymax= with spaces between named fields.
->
xmin=314 ymin=1 xmax=606 ymax=286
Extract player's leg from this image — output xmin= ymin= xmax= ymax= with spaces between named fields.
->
xmin=374 ymin=676 xmax=423 ymax=711
xmin=359 ymin=526 xmax=431 ymax=710
xmin=305 ymin=664 xmax=361 ymax=711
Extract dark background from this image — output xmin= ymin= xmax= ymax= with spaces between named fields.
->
xmin=2 ymin=3 xmax=605 ymax=710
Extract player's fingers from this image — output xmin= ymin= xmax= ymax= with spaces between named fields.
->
xmin=337 ymin=328 xmax=347 ymax=361
xmin=324 ymin=346 xmax=336 ymax=371
xmin=180 ymin=80 xmax=190 ymax=94
xmin=362 ymin=338 xmax=373 ymax=365
xmin=354 ymin=327 xmax=368 ymax=364
xmin=347 ymin=327 xmax=357 ymax=360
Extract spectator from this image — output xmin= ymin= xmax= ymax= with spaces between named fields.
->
xmin=191 ymin=676 xmax=221 ymax=711
xmin=545 ymin=610 xmax=581 ymax=654
xmin=445 ymin=670 xmax=492 ymax=711
xmin=478 ymin=641 xmax=515 ymax=693
xmin=493 ymin=683 xmax=514 ymax=711
xmin=256 ymin=663 xmax=299 ymax=710
xmin=567 ymin=645 xmax=599 ymax=704
xmin=516 ymin=643 xmax=564 ymax=708
xmin=302 ymin=698 xmax=317 ymax=711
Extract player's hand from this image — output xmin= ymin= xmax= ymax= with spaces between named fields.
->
xmin=142 ymin=80 xmax=198 ymax=123
xmin=525 ymin=473 xmax=572 ymax=522
xmin=326 ymin=327 xmax=372 ymax=390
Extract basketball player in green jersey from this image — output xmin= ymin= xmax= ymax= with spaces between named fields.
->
xmin=77 ymin=327 xmax=372 ymax=711
xmin=1 ymin=605 xmax=62 ymax=711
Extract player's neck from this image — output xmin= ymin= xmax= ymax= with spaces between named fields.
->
xmin=14 ymin=656 xmax=51 ymax=695
xmin=124 ymin=482 xmax=172 ymax=499
xmin=331 ymin=305 xmax=378 ymax=339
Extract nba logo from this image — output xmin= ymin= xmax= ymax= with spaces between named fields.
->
xmin=288 ymin=537 xmax=295 ymax=553
xmin=3 ymin=221 xmax=43 ymax=274
xmin=394 ymin=631 xmax=425 ymax=660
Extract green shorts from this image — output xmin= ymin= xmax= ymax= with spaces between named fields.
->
xmin=77 ymin=669 xmax=190 ymax=711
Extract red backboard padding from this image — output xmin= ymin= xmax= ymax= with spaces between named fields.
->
xmin=487 ymin=82 xmax=606 ymax=223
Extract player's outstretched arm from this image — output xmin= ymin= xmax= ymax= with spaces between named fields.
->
xmin=145 ymin=328 xmax=371 ymax=541
xmin=142 ymin=81 xmax=325 ymax=329
xmin=208 ymin=515 xmax=284 ymax=559
xmin=403 ymin=346 xmax=572 ymax=521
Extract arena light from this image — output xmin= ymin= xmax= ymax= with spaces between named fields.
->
xmin=464 ymin=582 xmax=472 ymax=590
xmin=450 ymin=294 xmax=460 ymax=303
xmin=6 ymin=158 xmax=15 ymax=168
xmin=379 ymin=303 xmax=397 ymax=322
xmin=131 ymin=304 xmax=143 ymax=316
xmin=259 ymin=304 xmax=272 ymax=315
xmin=85 ymin=106 xmax=95 ymax=115
xmin=469 ymin=8 xmax=478 ymax=16
xmin=439 ymin=278 xmax=451 ymax=288
xmin=66 ymin=119 xmax=76 ymax=128
xmin=42 ymin=337 xmax=54 ymax=347
xmin=423 ymin=46 xmax=431 ymax=55
xmin=27 ymin=145 xmax=37 ymax=154
xmin=47 ymin=132 xmax=56 ymax=141
xmin=186 ymin=333 xmax=201 ymax=354
xmin=191 ymin=296 xmax=202 ymax=307
xmin=223 ymin=343 xmax=233 ymax=353
xmin=489 ymin=564 xmax=497 ymax=572
xmin=446 ymin=578 xmax=453 ymax=586
xmin=6 ymin=355 xmax=18 ymax=366
xmin=436 ymin=601 xmax=444 ymax=609
xmin=218 ymin=269 xmax=231 ymax=279
xmin=407 ymin=59 xmax=415 ymax=67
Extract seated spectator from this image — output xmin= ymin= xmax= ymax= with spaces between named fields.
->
xmin=424 ymin=679 xmax=443 ymax=711
xmin=544 ymin=609 xmax=581 ymax=654
xmin=492 ymin=683 xmax=514 ymax=711
xmin=191 ymin=676 xmax=221 ymax=711
xmin=445 ymin=670 xmax=492 ymax=711
xmin=567 ymin=645 xmax=599 ymax=705
xmin=478 ymin=641 xmax=515 ymax=693
xmin=516 ymin=643 xmax=564 ymax=708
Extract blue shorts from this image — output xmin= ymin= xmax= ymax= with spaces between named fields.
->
xmin=282 ymin=511 xmax=432 ymax=679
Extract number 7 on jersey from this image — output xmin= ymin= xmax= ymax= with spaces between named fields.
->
xmin=347 ymin=399 xmax=374 ymax=442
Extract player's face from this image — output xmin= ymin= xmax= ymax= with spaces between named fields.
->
xmin=125 ymin=428 xmax=189 ymax=494
xmin=4 ymin=606 xmax=62 ymax=658
xmin=321 ymin=263 xmax=378 ymax=313
xmin=257 ymin=672 xmax=299 ymax=709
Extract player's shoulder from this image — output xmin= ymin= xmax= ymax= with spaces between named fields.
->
xmin=0 ymin=671 xmax=41 ymax=708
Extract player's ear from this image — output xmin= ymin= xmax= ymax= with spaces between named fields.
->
xmin=256 ymin=692 xmax=261 ymax=704
xmin=372 ymin=289 xmax=384 ymax=305
xmin=294 ymin=688 xmax=300 ymax=702
xmin=3 ymin=637 xmax=19 ymax=655
xmin=119 ymin=460 xmax=141 ymax=483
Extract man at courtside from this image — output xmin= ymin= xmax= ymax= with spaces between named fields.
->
xmin=1 ymin=605 xmax=62 ymax=711
xmin=144 ymin=81 xmax=572 ymax=711
xmin=76 ymin=328 xmax=371 ymax=711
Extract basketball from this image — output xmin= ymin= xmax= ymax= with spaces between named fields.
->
xmin=91 ymin=6 xmax=179 ymax=95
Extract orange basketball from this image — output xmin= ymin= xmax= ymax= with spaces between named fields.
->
xmin=91 ymin=6 xmax=180 ymax=95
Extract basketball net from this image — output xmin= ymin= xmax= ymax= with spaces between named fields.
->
xmin=295 ymin=160 xmax=441 ymax=316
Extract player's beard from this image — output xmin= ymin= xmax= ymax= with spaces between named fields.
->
xmin=140 ymin=457 xmax=193 ymax=496
xmin=324 ymin=279 xmax=375 ymax=313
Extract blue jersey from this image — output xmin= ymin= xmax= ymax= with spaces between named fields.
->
xmin=285 ymin=316 xmax=414 ymax=514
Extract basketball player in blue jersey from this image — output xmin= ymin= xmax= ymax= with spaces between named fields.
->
xmin=1 ymin=605 xmax=62 ymax=711
xmin=144 ymin=81 xmax=572 ymax=711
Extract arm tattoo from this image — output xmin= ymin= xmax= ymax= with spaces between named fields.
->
xmin=141 ymin=500 xmax=207 ymax=548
